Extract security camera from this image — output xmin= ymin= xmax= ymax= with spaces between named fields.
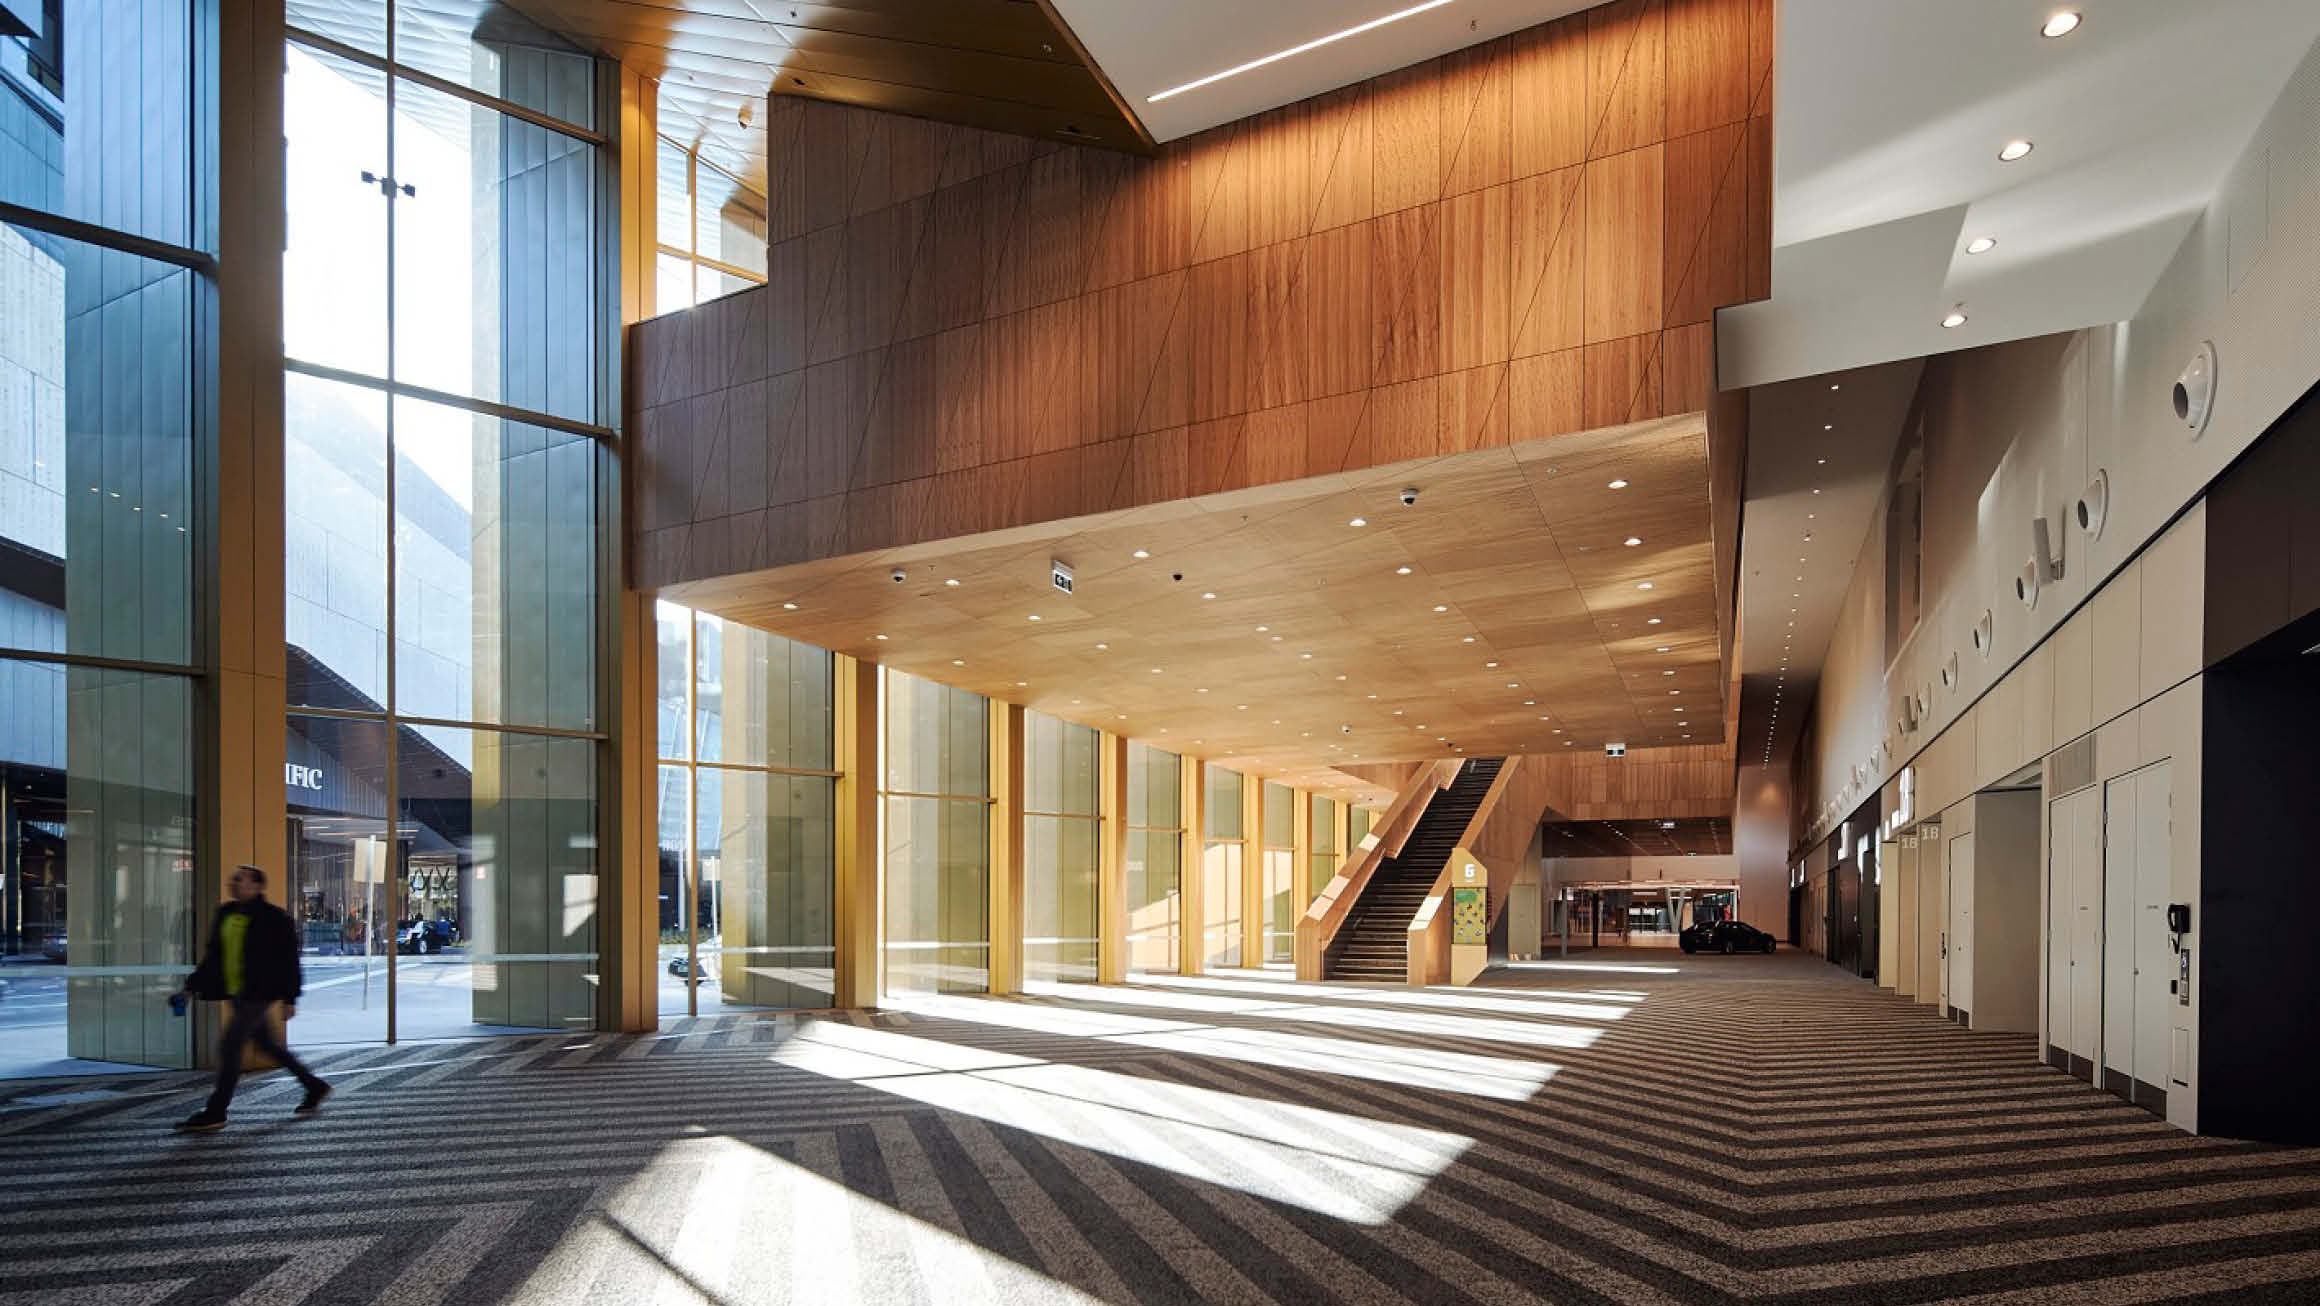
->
xmin=1399 ymin=487 xmax=1419 ymax=507
xmin=889 ymin=568 xmax=907 ymax=583
xmin=1340 ymin=724 xmax=1353 ymax=734
xmin=1170 ymin=572 xmax=1184 ymax=582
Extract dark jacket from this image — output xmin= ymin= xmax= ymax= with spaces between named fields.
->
xmin=186 ymin=899 xmax=304 ymax=1003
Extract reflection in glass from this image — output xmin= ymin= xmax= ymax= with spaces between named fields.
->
xmin=0 ymin=664 xmax=194 ymax=1075
xmin=0 ymin=223 xmax=196 ymax=667
xmin=655 ymin=601 xmax=688 ymax=760
xmin=0 ymin=3 xmax=198 ymax=249
xmin=697 ymin=769 xmax=835 ymax=1009
xmin=391 ymin=393 xmax=598 ymax=732
xmin=283 ymin=714 xmax=392 ymax=1046
xmin=694 ymin=158 xmax=767 ymax=279
xmin=1263 ymin=781 xmax=1295 ymax=963
xmin=882 ymin=671 xmax=988 ymax=996
xmin=656 ymin=762 xmax=689 ymax=1017
xmin=394 ymin=725 xmax=598 ymax=1039
xmin=1126 ymin=743 xmax=1181 ymax=974
xmin=1023 ymin=713 xmax=1098 ymax=982
xmin=390 ymin=1 xmax=596 ymax=132
xmin=285 ymin=373 xmax=389 ymax=711
xmin=390 ymin=76 xmax=600 ymax=426
xmin=1202 ymin=767 xmax=1244 ymax=968
xmin=694 ymin=613 xmax=830 ymax=770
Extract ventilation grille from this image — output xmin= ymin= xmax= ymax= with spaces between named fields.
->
xmin=2045 ymin=734 xmax=2097 ymax=798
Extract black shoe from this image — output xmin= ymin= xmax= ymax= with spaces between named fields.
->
xmin=293 ymin=1083 xmax=332 ymax=1116
xmin=175 ymin=1111 xmax=226 ymax=1133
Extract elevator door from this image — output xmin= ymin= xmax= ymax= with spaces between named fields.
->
xmin=2102 ymin=762 xmax=2172 ymax=1101
xmin=2047 ymin=785 xmax=2104 ymax=1067
xmin=1945 ymin=833 xmax=1974 ymax=1019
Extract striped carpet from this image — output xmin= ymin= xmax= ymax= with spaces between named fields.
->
xmin=3 ymin=949 xmax=2316 ymax=1305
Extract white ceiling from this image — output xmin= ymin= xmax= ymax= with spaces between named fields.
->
xmin=1049 ymin=0 xmax=1593 ymax=143
xmin=1718 ymin=0 xmax=2320 ymax=389
xmin=1733 ymin=360 xmax=1924 ymax=771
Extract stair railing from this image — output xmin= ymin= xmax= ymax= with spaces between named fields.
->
xmin=1293 ymin=760 xmax=1461 ymax=980
xmin=1406 ymin=758 xmax=1530 ymax=986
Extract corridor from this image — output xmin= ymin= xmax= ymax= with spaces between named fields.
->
xmin=4 ymin=954 xmax=2314 ymax=1305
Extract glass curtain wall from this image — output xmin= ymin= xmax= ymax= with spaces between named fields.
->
xmin=1309 ymin=794 xmax=1340 ymax=898
xmin=1200 ymin=767 xmax=1244 ymax=969
xmin=1125 ymin=743 xmax=1182 ymax=974
xmin=0 ymin=3 xmax=210 ymax=1075
xmin=654 ymin=134 xmax=767 ymax=310
xmin=1262 ymin=780 xmax=1296 ymax=963
xmin=882 ymin=670 xmax=989 ymax=995
xmin=281 ymin=4 xmax=610 ymax=1042
xmin=655 ymin=602 xmax=836 ymax=1017
xmin=1022 ymin=712 xmax=1098 ymax=982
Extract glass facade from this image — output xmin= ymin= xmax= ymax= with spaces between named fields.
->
xmin=882 ymin=670 xmax=989 ymax=996
xmin=1022 ymin=712 xmax=1098 ymax=982
xmin=278 ymin=7 xmax=611 ymax=1043
xmin=1262 ymin=780 xmax=1296 ymax=963
xmin=653 ymin=133 xmax=766 ymax=311
xmin=1310 ymin=794 xmax=1340 ymax=898
xmin=1201 ymin=766 xmax=1243 ymax=969
xmin=1126 ymin=742 xmax=1182 ymax=974
xmin=1 ymin=3 xmax=208 ymax=1075
xmin=655 ymin=602 xmax=837 ymax=1017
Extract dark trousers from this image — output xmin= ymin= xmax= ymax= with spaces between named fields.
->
xmin=204 ymin=996 xmax=326 ymax=1115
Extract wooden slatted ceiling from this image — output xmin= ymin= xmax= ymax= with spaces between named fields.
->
xmin=666 ymin=414 xmax=1728 ymax=786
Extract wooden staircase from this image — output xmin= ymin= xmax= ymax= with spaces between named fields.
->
xmin=1322 ymin=757 xmax=1502 ymax=981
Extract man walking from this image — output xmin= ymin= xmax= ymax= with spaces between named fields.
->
xmin=176 ymin=865 xmax=331 ymax=1132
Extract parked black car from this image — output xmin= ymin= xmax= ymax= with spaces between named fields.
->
xmin=1680 ymin=920 xmax=1777 ymax=954
xmin=395 ymin=919 xmax=457 ymax=955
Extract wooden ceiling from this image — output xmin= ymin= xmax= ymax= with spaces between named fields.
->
xmin=414 ymin=0 xmax=1149 ymax=190
xmin=668 ymin=413 xmax=1727 ymax=786
xmin=1543 ymin=817 xmax=1731 ymax=858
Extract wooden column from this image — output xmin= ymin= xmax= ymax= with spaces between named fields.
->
xmin=987 ymin=703 xmax=1025 ymax=995
xmin=1097 ymin=732 xmax=1128 ymax=983
xmin=599 ymin=591 xmax=658 ymax=1032
xmin=1291 ymin=787 xmax=1312 ymax=920
xmin=1178 ymin=755 xmax=1205 ymax=976
xmin=207 ymin=0 xmax=290 ymax=1070
xmin=833 ymin=656 xmax=881 ymax=1008
xmin=1239 ymin=777 xmax=1263 ymax=969
xmin=617 ymin=68 xmax=657 ymax=324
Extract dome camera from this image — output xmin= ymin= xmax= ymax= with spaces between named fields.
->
xmin=1399 ymin=487 xmax=1419 ymax=507
xmin=889 ymin=567 xmax=907 ymax=583
xmin=1170 ymin=572 xmax=1184 ymax=582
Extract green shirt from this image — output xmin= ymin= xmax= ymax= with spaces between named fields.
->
xmin=220 ymin=912 xmax=249 ymax=997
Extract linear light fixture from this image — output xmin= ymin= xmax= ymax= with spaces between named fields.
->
xmin=1146 ymin=0 xmax=1457 ymax=104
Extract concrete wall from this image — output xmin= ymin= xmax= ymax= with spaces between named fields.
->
xmin=1733 ymin=763 xmax=1791 ymax=933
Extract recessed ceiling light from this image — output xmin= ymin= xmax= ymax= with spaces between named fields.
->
xmin=1348 ymin=517 xmax=1367 ymax=527
xmin=1647 ymin=618 xmax=1662 ymax=625
xmin=1965 ymin=236 xmax=1998 ymax=255
xmin=1433 ymin=605 xmax=1448 ymax=613
xmin=1816 ymin=457 xmax=1827 ymax=465
xmin=1636 ymin=581 xmax=1654 ymax=590
xmin=2040 ymin=10 xmax=2081 ymax=38
xmin=1027 ymin=614 xmax=1041 ymax=621
xmin=1998 ymin=140 xmax=2033 ymax=163
xmin=1607 ymin=479 xmax=1629 ymax=490
xmin=1016 ymin=681 xmax=1028 ymax=687
xmin=1096 ymin=642 xmax=1109 ymax=650
xmin=1132 ymin=549 xmax=1149 ymax=559
xmin=1256 ymin=625 xmax=1268 ymax=632
xmin=1150 ymin=667 xmax=1162 ymax=673
xmin=1462 ymin=636 xmax=1475 ymax=643
xmin=1485 ymin=661 xmax=1499 ymax=668
xmin=944 ymin=578 xmax=960 ymax=587
xmin=1146 ymin=0 xmax=1454 ymax=103
xmin=1523 ymin=699 xmax=1535 ymax=706
xmin=1624 ymin=537 xmax=1642 ymax=547
xmin=874 ymin=634 xmax=888 ymax=641
xmin=1656 ymin=646 xmax=1669 ymax=653
xmin=1941 ymin=309 xmax=1969 ymax=328
xmin=952 ymin=659 xmax=965 ymax=666
xmin=1396 ymin=566 xmax=1412 ymax=575
xmin=781 ymin=601 xmax=798 ymax=611
xmin=1300 ymin=652 xmax=1313 ymax=659
xmin=1201 ymin=591 xmax=1216 ymax=600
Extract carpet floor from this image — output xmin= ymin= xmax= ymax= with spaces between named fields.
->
xmin=2 ymin=949 xmax=2315 ymax=1305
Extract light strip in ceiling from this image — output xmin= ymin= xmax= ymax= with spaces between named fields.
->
xmin=1145 ymin=0 xmax=1457 ymax=104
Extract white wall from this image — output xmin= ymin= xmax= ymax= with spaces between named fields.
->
xmin=1797 ymin=34 xmax=2320 ymax=839
xmin=1733 ymin=765 xmax=1792 ymax=936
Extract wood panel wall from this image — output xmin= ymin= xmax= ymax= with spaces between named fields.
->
xmin=1344 ymin=739 xmax=1735 ymax=831
xmin=629 ymin=0 xmax=1773 ymax=589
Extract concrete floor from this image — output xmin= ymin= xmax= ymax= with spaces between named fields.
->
xmin=3 ymin=949 xmax=2315 ymax=1304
